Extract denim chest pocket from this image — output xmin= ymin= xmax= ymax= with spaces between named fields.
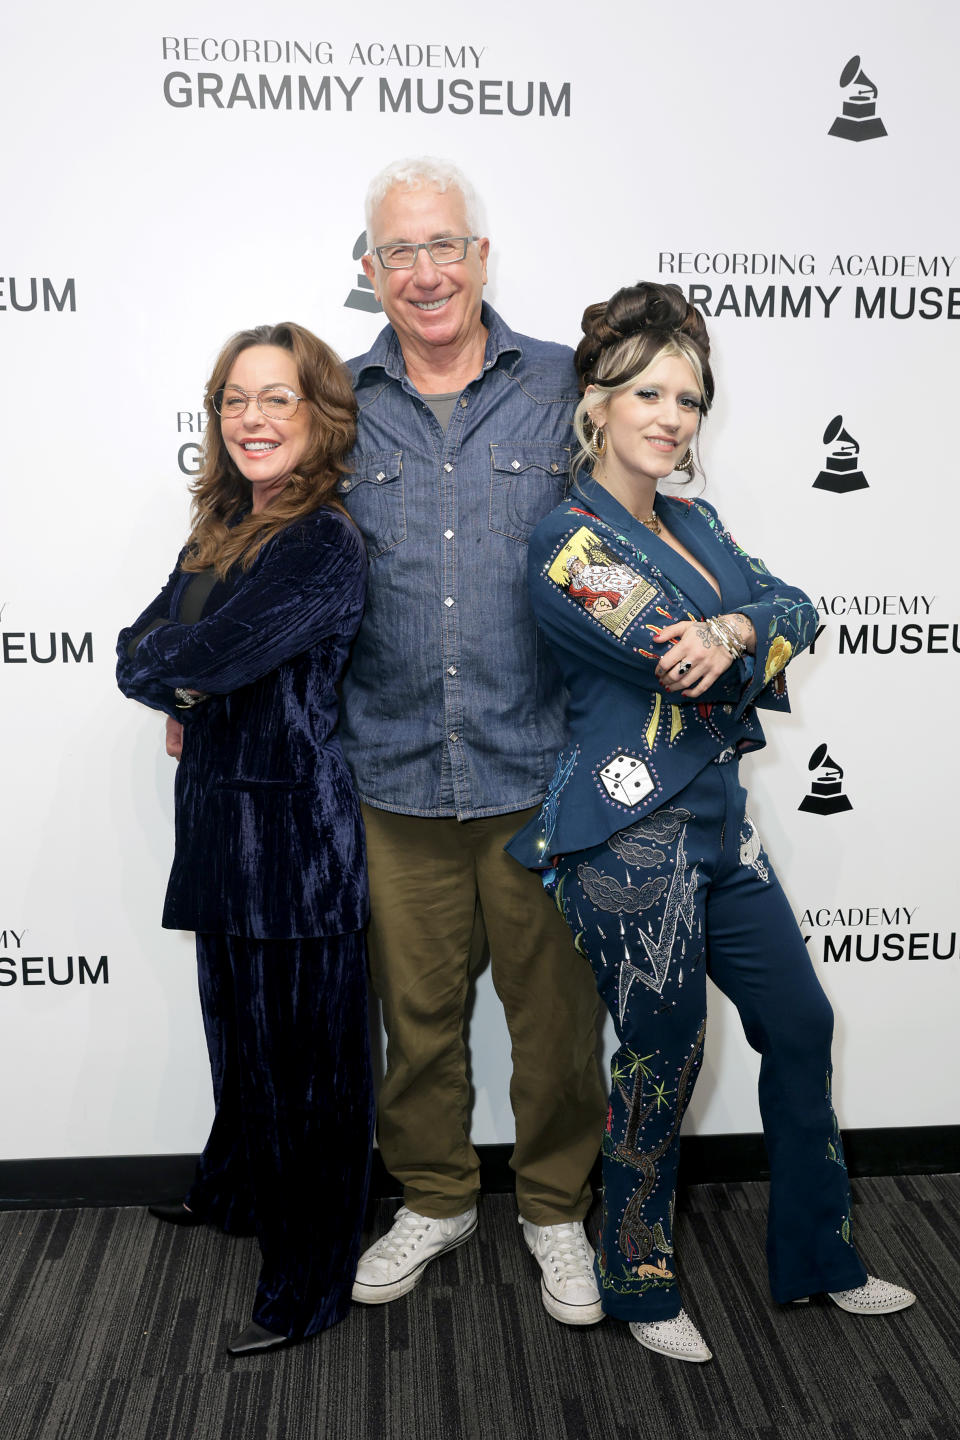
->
xmin=337 ymin=451 xmax=405 ymax=560
xmin=489 ymin=442 xmax=571 ymax=543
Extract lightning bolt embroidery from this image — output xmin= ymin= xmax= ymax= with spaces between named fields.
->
xmin=618 ymin=824 xmax=698 ymax=1018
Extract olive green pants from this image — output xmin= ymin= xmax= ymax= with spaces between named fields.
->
xmin=362 ymin=804 xmax=607 ymax=1223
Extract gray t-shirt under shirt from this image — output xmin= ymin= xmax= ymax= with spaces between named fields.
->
xmin=422 ymin=391 xmax=459 ymax=432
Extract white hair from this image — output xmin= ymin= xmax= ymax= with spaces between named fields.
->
xmin=363 ymin=157 xmax=485 ymax=250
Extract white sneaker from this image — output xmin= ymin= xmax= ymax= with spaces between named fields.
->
xmin=630 ymin=1309 xmax=713 ymax=1363
xmin=519 ymin=1217 xmax=604 ymax=1325
xmin=351 ymin=1205 xmax=478 ymax=1304
xmin=828 ymin=1276 xmax=916 ymax=1314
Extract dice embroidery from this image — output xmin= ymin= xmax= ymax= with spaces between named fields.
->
xmin=598 ymin=754 xmax=655 ymax=808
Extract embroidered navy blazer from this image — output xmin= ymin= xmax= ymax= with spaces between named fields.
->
xmin=116 ymin=508 xmax=369 ymax=939
xmin=507 ymin=479 xmax=818 ymax=867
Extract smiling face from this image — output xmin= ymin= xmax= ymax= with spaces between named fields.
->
xmin=588 ymin=353 xmax=703 ymax=500
xmin=362 ymin=183 xmax=489 ymax=361
xmin=219 ymin=345 xmax=312 ymax=513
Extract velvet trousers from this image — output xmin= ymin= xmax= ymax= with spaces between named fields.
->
xmin=552 ymin=755 xmax=868 ymax=1322
xmin=185 ymin=931 xmax=374 ymax=1339
xmin=362 ymin=803 xmax=607 ymax=1223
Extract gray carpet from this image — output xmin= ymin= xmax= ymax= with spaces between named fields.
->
xmin=0 ymin=1175 xmax=957 ymax=1440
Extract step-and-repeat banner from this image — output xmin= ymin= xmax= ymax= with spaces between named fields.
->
xmin=3 ymin=0 xmax=957 ymax=1161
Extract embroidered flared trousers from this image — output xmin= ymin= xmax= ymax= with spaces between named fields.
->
xmin=185 ymin=931 xmax=374 ymax=1339
xmin=552 ymin=755 xmax=868 ymax=1322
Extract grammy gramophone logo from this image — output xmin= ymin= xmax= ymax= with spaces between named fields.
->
xmin=798 ymin=743 xmax=854 ymax=815
xmin=813 ymin=415 xmax=868 ymax=493
xmin=828 ymin=55 xmax=888 ymax=142
xmin=343 ymin=231 xmax=382 ymax=315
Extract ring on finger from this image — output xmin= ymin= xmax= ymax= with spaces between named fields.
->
xmin=676 ymin=660 xmax=693 ymax=678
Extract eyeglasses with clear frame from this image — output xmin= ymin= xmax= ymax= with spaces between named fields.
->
xmin=213 ymin=385 xmax=305 ymax=420
xmin=373 ymin=236 xmax=479 ymax=270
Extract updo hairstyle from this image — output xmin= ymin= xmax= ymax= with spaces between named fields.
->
xmin=572 ymin=282 xmax=714 ymax=477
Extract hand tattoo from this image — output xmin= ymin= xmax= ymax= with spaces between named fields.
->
xmin=694 ymin=624 xmax=714 ymax=648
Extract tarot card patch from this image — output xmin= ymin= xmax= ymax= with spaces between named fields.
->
xmin=547 ymin=527 xmax=657 ymax=637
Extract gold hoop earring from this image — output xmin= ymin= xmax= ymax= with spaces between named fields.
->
xmin=594 ymin=427 xmax=606 ymax=457
xmin=674 ymin=448 xmax=695 ymax=474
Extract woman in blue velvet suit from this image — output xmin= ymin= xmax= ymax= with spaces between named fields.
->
xmin=117 ymin=322 xmax=373 ymax=1356
xmin=508 ymin=284 xmax=915 ymax=1364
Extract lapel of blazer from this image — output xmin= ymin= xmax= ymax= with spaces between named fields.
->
xmin=572 ymin=479 xmax=726 ymax=619
xmin=662 ymin=497 xmax=752 ymax=613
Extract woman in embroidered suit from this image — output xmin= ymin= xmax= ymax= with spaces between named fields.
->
xmin=508 ymin=284 xmax=914 ymax=1362
xmin=117 ymin=323 xmax=373 ymax=1356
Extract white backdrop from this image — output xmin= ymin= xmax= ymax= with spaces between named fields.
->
xmin=2 ymin=0 xmax=957 ymax=1162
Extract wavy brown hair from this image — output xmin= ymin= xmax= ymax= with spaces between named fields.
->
xmin=571 ymin=283 xmax=714 ymax=478
xmin=182 ymin=322 xmax=357 ymax=577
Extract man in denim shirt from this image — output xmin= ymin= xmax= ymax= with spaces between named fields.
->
xmin=340 ymin=159 xmax=606 ymax=1325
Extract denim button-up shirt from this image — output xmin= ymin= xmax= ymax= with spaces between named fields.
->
xmin=338 ymin=303 xmax=576 ymax=819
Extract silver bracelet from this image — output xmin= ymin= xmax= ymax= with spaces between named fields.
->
xmin=721 ymin=615 xmax=751 ymax=658
xmin=174 ymin=687 xmax=206 ymax=708
xmin=706 ymin=617 xmax=746 ymax=661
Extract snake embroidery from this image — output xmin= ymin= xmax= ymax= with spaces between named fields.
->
xmin=615 ymin=1018 xmax=706 ymax=1265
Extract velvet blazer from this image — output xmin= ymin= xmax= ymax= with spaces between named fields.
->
xmin=507 ymin=480 xmax=818 ymax=868
xmin=116 ymin=507 xmax=369 ymax=939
